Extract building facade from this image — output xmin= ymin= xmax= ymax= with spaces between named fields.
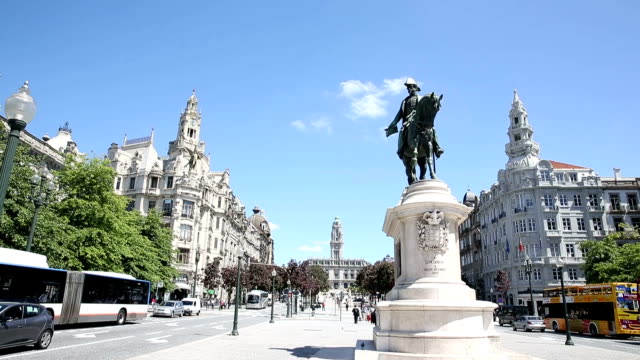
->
xmin=457 ymin=90 xmax=629 ymax=313
xmin=107 ymin=91 xmax=274 ymax=300
xmin=306 ymin=217 xmax=369 ymax=295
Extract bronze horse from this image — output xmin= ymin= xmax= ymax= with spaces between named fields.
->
xmin=399 ymin=92 xmax=443 ymax=185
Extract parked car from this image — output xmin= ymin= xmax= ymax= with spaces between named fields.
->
xmin=512 ymin=315 xmax=546 ymax=332
xmin=153 ymin=301 xmax=184 ymax=318
xmin=0 ymin=302 xmax=54 ymax=350
xmin=181 ymin=298 xmax=201 ymax=316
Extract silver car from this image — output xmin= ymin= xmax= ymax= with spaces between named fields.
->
xmin=153 ymin=301 xmax=184 ymax=318
xmin=512 ymin=315 xmax=546 ymax=332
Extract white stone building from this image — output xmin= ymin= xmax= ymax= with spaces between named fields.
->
xmin=305 ymin=217 xmax=369 ymax=295
xmin=458 ymin=90 xmax=616 ymax=313
xmin=107 ymin=91 xmax=274 ymax=300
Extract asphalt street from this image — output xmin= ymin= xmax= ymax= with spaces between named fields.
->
xmin=0 ymin=304 xmax=284 ymax=360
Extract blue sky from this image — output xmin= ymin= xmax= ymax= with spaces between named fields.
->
xmin=2 ymin=1 xmax=639 ymax=266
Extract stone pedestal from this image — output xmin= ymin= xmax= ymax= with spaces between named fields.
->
xmin=372 ymin=180 xmax=527 ymax=360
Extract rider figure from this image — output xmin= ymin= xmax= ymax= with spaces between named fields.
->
xmin=385 ymin=78 xmax=444 ymax=159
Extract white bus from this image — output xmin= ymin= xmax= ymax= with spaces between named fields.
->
xmin=246 ymin=290 xmax=269 ymax=309
xmin=0 ymin=248 xmax=150 ymax=325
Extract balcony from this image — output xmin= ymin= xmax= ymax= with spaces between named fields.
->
xmin=588 ymin=206 xmax=605 ymax=212
xmin=514 ymin=207 xmax=527 ymax=214
xmin=498 ymin=212 xmax=506 ymax=219
xmin=543 ymin=206 xmax=559 ymax=212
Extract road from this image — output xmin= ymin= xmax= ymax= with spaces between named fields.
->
xmin=494 ymin=322 xmax=640 ymax=359
xmin=0 ymin=304 xmax=285 ymax=360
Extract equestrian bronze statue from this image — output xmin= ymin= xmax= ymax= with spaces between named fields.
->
xmin=385 ymin=78 xmax=444 ymax=185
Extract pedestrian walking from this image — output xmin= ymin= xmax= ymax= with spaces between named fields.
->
xmin=352 ymin=307 xmax=360 ymax=324
xmin=346 ymin=303 xmax=349 ymax=311
xmin=371 ymin=310 xmax=377 ymax=324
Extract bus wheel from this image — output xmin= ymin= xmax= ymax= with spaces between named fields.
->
xmin=589 ymin=324 xmax=598 ymax=336
xmin=116 ymin=309 xmax=127 ymax=325
xmin=552 ymin=322 xmax=559 ymax=332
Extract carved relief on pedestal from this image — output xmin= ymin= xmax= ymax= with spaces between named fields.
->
xmin=416 ymin=210 xmax=449 ymax=260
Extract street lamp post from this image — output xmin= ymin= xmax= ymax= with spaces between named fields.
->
xmin=192 ymin=247 xmax=201 ymax=297
xmin=26 ymin=165 xmax=53 ymax=252
xmin=0 ymin=82 xmax=36 ymax=215
xmin=270 ymin=269 xmax=276 ymax=323
xmin=286 ymin=279 xmax=291 ymax=318
xmin=556 ymin=258 xmax=574 ymax=346
xmin=231 ymin=248 xmax=243 ymax=336
xmin=524 ymin=255 xmax=537 ymax=316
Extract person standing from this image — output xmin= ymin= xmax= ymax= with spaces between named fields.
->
xmin=352 ymin=307 xmax=360 ymax=324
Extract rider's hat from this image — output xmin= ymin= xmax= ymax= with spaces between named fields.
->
xmin=404 ymin=77 xmax=421 ymax=91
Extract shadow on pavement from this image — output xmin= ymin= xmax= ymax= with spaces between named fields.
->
xmin=271 ymin=346 xmax=353 ymax=359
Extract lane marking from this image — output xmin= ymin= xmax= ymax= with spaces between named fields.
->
xmin=73 ymin=330 xmax=109 ymax=338
xmin=145 ymin=331 xmax=163 ymax=335
xmin=146 ymin=335 xmax=172 ymax=344
xmin=0 ymin=336 xmax=134 ymax=359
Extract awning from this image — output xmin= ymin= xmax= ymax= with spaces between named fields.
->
xmin=174 ymin=282 xmax=190 ymax=290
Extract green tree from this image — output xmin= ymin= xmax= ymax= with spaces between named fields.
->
xmin=581 ymin=230 xmax=640 ymax=283
xmin=354 ymin=261 xmax=395 ymax=297
xmin=221 ymin=266 xmax=239 ymax=303
xmin=307 ymin=264 xmax=330 ymax=300
xmin=203 ymin=257 xmax=222 ymax=291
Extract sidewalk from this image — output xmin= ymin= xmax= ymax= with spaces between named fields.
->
xmin=130 ymin=306 xmax=373 ymax=360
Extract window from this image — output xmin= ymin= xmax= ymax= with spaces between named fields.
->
xmin=550 ymin=243 xmax=560 ymax=257
xmin=179 ymin=224 xmax=192 ymax=241
xmin=513 ymin=116 xmax=519 ymax=125
xmin=565 ymin=244 xmax=575 ymax=257
xmin=613 ymin=217 xmax=624 ymax=230
xmin=559 ymin=195 xmax=568 ymax=206
xmin=188 ymin=128 xmax=196 ymax=138
xmin=568 ymin=268 xmax=578 ymax=280
xmin=514 ymin=134 xmax=521 ymax=142
xmin=543 ymin=194 xmax=554 ymax=208
xmin=527 ymin=218 xmax=536 ymax=232
xmin=628 ymin=194 xmax=638 ymax=211
xmin=577 ymin=218 xmax=585 ymax=231
xmin=562 ymin=218 xmax=571 ymax=231
xmin=162 ymin=199 xmax=173 ymax=216
xmin=546 ymin=218 xmax=557 ymax=231
xmin=573 ymin=195 xmax=582 ymax=207
xmin=214 ymin=238 xmax=218 ymax=249
xmin=609 ymin=193 xmax=621 ymax=211
xmin=552 ymin=268 xmax=561 ymax=281
xmin=126 ymin=199 xmax=135 ymax=211
xmin=512 ymin=221 xmax=519 ymax=234
xmin=540 ymin=171 xmax=551 ymax=181
xmin=150 ymin=177 xmax=159 ymax=189
xmin=555 ymin=173 xmax=564 ymax=182
xmin=182 ymin=200 xmax=194 ymax=218
xmin=115 ymin=177 xmax=122 ymax=190
xmin=588 ymin=194 xmax=599 ymax=208
xmin=177 ymin=249 xmax=189 ymax=264
xmin=334 ymin=270 xmax=339 ymax=278
xmin=217 ymin=197 xmax=222 ymax=208
xmin=343 ymin=283 xmax=349 ymax=289
xmin=592 ymin=218 xmax=603 ymax=231
xmin=216 ymin=217 xmax=220 ymax=229
xmin=518 ymin=269 xmax=524 ymax=281
xmin=525 ymin=196 xmax=534 ymax=207
xmin=128 ymin=177 xmax=136 ymax=190
xmin=533 ymin=269 xmax=541 ymax=280
xmin=148 ymin=200 xmax=156 ymax=211
xmin=166 ymin=176 xmax=174 ymax=189
xmin=569 ymin=173 xmax=578 ymax=182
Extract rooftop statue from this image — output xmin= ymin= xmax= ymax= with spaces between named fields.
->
xmin=385 ymin=78 xmax=444 ymax=185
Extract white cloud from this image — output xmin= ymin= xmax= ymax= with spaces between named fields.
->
xmin=290 ymin=120 xmax=306 ymax=131
xmin=339 ymin=80 xmax=378 ymax=97
xmin=338 ymin=77 xmax=407 ymax=119
xmin=268 ymin=222 xmax=279 ymax=231
xmin=298 ymin=245 xmax=322 ymax=252
xmin=310 ymin=117 xmax=332 ymax=134
xmin=351 ymin=94 xmax=387 ymax=118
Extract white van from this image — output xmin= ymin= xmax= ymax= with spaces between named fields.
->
xmin=181 ymin=298 xmax=201 ymax=316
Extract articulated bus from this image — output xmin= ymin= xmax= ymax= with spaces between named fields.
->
xmin=0 ymin=248 xmax=150 ymax=325
xmin=541 ymin=282 xmax=639 ymax=338
xmin=246 ymin=290 xmax=269 ymax=309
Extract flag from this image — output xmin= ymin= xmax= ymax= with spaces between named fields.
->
xmin=518 ymin=239 xmax=524 ymax=253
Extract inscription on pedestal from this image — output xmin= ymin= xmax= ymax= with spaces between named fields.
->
xmin=424 ymin=260 xmax=447 ymax=275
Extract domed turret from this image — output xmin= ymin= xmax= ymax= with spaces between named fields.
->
xmin=463 ymin=189 xmax=477 ymax=208
xmin=249 ymin=206 xmax=270 ymax=234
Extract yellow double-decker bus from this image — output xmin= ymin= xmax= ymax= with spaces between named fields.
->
xmin=541 ymin=282 xmax=639 ymax=338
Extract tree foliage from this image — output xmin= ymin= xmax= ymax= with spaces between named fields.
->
xmin=581 ymin=231 xmax=640 ymax=283
xmin=203 ymin=257 xmax=222 ymax=290
xmin=355 ymin=261 xmax=395 ymax=296
xmin=494 ymin=269 xmax=510 ymax=303
xmin=0 ymin=146 xmax=177 ymax=288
